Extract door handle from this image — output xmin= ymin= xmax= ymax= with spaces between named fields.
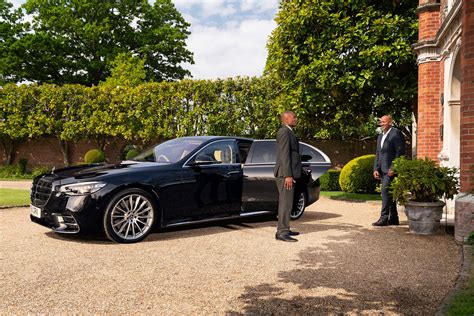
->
xmin=224 ymin=170 xmax=241 ymax=178
xmin=227 ymin=171 xmax=241 ymax=175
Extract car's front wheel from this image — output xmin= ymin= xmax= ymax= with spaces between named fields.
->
xmin=103 ymin=188 xmax=157 ymax=243
xmin=290 ymin=190 xmax=306 ymax=220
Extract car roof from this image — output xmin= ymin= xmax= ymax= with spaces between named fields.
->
xmin=179 ymin=136 xmax=255 ymax=142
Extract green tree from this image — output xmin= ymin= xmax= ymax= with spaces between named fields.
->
xmin=102 ymin=53 xmax=147 ymax=87
xmin=0 ymin=84 xmax=36 ymax=164
xmin=266 ymin=0 xmax=418 ymax=139
xmin=0 ymin=0 xmax=29 ymax=85
xmin=8 ymin=0 xmax=193 ymax=86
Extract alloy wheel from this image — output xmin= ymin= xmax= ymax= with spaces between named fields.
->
xmin=291 ymin=191 xmax=305 ymax=219
xmin=110 ymin=194 xmax=154 ymax=241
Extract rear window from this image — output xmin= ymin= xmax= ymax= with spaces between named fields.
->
xmin=300 ymin=144 xmax=325 ymax=162
xmin=250 ymin=141 xmax=326 ymax=163
xmin=250 ymin=141 xmax=276 ymax=163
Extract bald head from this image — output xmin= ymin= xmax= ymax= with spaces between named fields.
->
xmin=379 ymin=115 xmax=393 ymax=133
xmin=280 ymin=111 xmax=297 ymax=127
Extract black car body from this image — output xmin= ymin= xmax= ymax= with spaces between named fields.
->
xmin=30 ymin=136 xmax=331 ymax=243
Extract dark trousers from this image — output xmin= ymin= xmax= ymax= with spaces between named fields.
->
xmin=380 ymin=172 xmax=398 ymax=222
xmin=275 ymin=177 xmax=294 ymax=235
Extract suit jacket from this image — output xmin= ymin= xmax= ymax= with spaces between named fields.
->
xmin=274 ymin=125 xmax=302 ymax=178
xmin=373 ymin=127 xmax=405 ymax=173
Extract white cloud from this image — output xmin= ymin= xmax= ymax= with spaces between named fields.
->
xmin=185 ymin=18 xmax=276 ymax=79
xmin=241 ymin=0 xmax=279 ymax=13
xmin=10 ymin=0 xmax=24 ymax=8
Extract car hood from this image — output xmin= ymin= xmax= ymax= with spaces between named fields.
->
xmin=49 ymin=161 xmax=171 ymax=180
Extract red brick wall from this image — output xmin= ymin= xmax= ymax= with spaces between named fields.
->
xmin=1 ymin=137 xmax=128 ymax=168
xmin=417 ymin=61 xmax=443 ymax=160
xmin=417 ymin=1 xmax=442 ymax=161
xmin=419 ymin=10 xmax=441 ymax=40
xmin=460 ymin=0 xmax=474 ymax=192
xmin=0 ymin=137 xmax=380 ymax=170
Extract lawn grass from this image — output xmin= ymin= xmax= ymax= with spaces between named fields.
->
xmin=446 ymin=248 xmax=474 ymax=316
xmin=320 ymin=191 xmax=382 ymax=201
xmin=0 ymin=188 xmax=30 ymax=207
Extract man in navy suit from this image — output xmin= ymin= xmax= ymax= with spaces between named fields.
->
xmin=373 ymin=115 xmax=405 ymax=226
xmin=274 ymin=111 xmax=302 ymax=242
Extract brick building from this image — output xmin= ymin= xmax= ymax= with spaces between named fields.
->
xmin=413 ymin=0 xmax=473 ymax=242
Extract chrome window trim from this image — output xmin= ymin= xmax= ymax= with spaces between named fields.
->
xmin=245 ymin=139 xmax=331 ymax=165
xmin=183 ymin=139 xmax=240 ymax=168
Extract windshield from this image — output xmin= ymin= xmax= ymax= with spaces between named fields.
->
xmin=131 ymin=138 xmax=205 ymax=163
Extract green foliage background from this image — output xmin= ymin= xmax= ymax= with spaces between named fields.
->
xmin=266 ymin=0 xmax=418 ymax=139
xmin=0 ymin=77 xmax=281 ymax=164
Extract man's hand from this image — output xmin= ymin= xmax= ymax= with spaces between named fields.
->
xmin=284 ymin=176 xmax=294 ymax=190
xmin=388 ymin=169 xmax=395 ymax=177
xmin=373 ymin=170 xmax=380 ymax=180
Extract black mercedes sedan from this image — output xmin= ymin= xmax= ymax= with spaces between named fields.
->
xmin=30 ymin=136 xmax=331 ymax=243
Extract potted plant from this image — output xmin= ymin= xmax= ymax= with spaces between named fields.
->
xmin=390 ymin=157 xmax=459 ymax=235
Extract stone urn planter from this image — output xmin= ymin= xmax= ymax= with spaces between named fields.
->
xmin=405 ymin=200 xmax=445 ymax=235
xmin=391 ymin=157 xmax=459 ymax=235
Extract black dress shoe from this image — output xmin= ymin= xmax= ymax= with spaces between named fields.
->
xmin=372 ymin=220 xmax=388 ymax=226
xmin=388 ymin=220 xmax=399 ymax=226
xmin=275 ymin=234 xmax=298 ymax=242
xmin=289 ymin=230 xmax=300 ymax=236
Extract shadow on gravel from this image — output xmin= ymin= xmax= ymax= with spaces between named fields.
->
xmin=42 ymin=211 xmax=342 ymax=244
xmin=226 ymin=226 xmax=459 ymax=315
xmin=146 ymin=211 xmax=342 ymax=242
xmin=45 ymin=231 xmax=110 ymax=244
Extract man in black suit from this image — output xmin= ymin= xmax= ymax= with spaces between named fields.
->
xmin=274 ymin=111 xmax=302 ymax=242
xmin=373 ymin=115 xmax=405 ymax=226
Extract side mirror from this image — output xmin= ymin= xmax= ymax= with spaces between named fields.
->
xmin=301 ymin=154 xmax=312 ymax=162
xmin=190 ymin=155 xmax=218 ymax=166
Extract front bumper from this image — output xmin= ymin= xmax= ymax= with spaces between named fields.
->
xmin=30 ymin=210 xmax=80 ymax=233
xmin=30 ymin=191 xmax=107 ymax=234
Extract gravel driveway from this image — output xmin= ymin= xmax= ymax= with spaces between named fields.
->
xmin=0 ymin=197 xmax=461 ymax=314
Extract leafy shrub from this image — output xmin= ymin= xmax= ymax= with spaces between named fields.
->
xmin=339 ymin=154 xmax=377 ymax=194
xmin=121 ymin=144 xmax=138 ymax=160
xmin=32 ymin=166 xmax=51 ymax=178
xmin=0 ymin=164 xmax=32 ymax=179
xmin=125 ymin=148 xmax=140 ymax=160
xmin=320 ymin=169 xmax=341 ymax=191
xmin=467 ymin=231 xmax=474 ymax=245
xmin=84 ymin=149 xmax=106 ymax=164
xmin=391 ymin=157 xmax=459 ymax=204
xmin=18 ymin=158 xmax=28 ymax=174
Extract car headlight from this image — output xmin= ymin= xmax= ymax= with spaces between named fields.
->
xmin=59 ymin=182 xmax=106 ymax=196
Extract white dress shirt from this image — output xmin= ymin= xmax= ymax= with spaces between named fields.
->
xmin=381 ymin=127 xmax=392 ymax=148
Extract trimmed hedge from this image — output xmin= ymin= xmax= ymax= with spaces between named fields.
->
xmin=84 ymin=149 xmax=106 ymax=164
xmin=320 ymin=169 xmax=341 ymax=191
xmin=125 ymin=148 xmax=140 ymax=160
xmin=339 ymin=154 xmax=377 ymax=194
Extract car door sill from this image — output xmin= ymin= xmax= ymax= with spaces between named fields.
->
xmin=163 ymin=211 xmax=274 ymax=228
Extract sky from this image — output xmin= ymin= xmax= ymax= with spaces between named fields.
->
xmin=10 ymin=0 xmax=280 ymax=80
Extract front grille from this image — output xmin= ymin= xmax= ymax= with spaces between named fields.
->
xmin=31 ymin=175 xmax=56 ymax=206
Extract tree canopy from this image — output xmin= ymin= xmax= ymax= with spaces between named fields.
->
xmin=265 ymin=0 xmax=418 ymax=139
xmin=0 ymin=0 xmax=194 ymax=86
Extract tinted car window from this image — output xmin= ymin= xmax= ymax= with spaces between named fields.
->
xmin=251 ymin=141 xmax=276 ymax=163
xmin=237 ymin=140 xmax=253 ymax=163
xmin=132 ymin=138 xmax=204 ymax=163
xmin=192 ymin=140 xmax=239 ymax=164
xmin=300 ymin=144 xmax=325 ymax=162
